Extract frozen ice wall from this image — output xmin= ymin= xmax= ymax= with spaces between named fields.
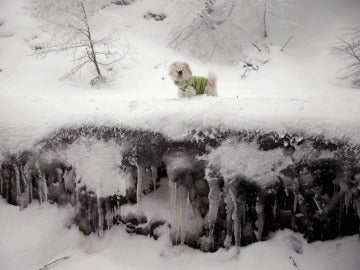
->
xmin=0 ymin=126 xmax=359 ymax=251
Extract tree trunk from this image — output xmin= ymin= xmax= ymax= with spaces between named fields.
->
xmin=80 ymin=2 xmax=103 ymax=79
xmin=264 ymin=2 xmax=268 ymax=38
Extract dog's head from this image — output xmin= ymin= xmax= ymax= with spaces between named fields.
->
xmin=169 ymin=62 xmax=192 ymax=82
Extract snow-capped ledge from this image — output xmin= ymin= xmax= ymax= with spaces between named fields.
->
xmin=1 ymin=95 xmax=360 ymax=153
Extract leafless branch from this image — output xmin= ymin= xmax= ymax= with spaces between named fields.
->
xmin=38 ymin=256 xmax=70 ymax=270
xmin=331 ymin=27 xmax=360 ymax=87
xmin=280 ymin=35 xmax=294 ymax=52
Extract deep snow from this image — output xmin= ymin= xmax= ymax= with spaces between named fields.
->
xmin=1 ymin=0 xmax=360 ymax=269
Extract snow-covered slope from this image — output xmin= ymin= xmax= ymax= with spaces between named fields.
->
xmin=0 ymin=0 xmax=360 ymax=153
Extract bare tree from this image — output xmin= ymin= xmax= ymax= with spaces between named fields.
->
xmin=31 ymin=0 xmax=130 ymax=86
xmin=332 ymin=28 xmax=360 ymax=88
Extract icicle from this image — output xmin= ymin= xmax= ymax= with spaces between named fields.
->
xmin=14 ymin=165 xmax=21 ymax=203
xmin=151 ymin=166 xmax=157 ymax=191
xmin=293 ymin=191 xmax=298 ymax=213
xmin=24 ymin=163 xmax=32 ymax=203
xmin=38 ymin=172 xmax=47 ymax=204
xmin=64 ymin=168 xmax=76 ymax=193
xmin=105 ymin=200 xmax=113 ymax=230
xmin=224 ymin=184 xmax=234 ymax=249
xmin=207 ymin=178 xmax=221 ymax=240
xmin=255 ymin=197 xmax=264 ymax=241
xmin=354 ymin=197 xmax=360 ymax=222
xmin=243 ymin=203 xmax=246 ymax=223
xmin=0 ymin=172 xmax=3 ymax=195
xmin=87 ymin=197 xmax=91 ymax=229
xmin=168 ymin=179 xmax=189 ymax=246
xmin=19 ymin=165 xmax=30 ymax=209
xmin=42 ymin=176 xmax=48 ymax=202
xmin=36 ymin=162 xmax=48 ymax=204
xmin=38 ymin=177 xmax=43 ymax=203
xmin=273 ymin=197 xmax=277 ymax=218
xmin=200 ymin=175 xmax=220 ymax=251
xmin=125 ymin=166 xmax=136 ymax=190
xmin=56 ymin=167 xmax=64 ymax=193
xmin=174 ymin=183 xmax=180 ymax=245
xmin=168 ymin=179 xmax=176 ymax=225
xmin=136 ymin=163 xmax=146 ymax=207
xmin=180 ymin=191 xmax=190 ymax=245
xmin=230 ymin=188 xmax=241 ymax=250
xmin=0 ymin=172 xmax=4 ymax=197
xmin=338 ymin=199 xmax=343 ymax=233
xmin=177 ymin=185 xmax=188 ymax=245
xmin=97 ymin=190 xmax=103 ymax=237
xmin=4 ymin=176 xmax=9 ymax=201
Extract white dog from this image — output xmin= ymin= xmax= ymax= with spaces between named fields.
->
xmin=169 ymin=62 xmax=217 ymax=98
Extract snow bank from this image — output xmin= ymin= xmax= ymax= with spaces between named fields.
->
xmin=1 ymin=94 xmax=360 ymax=156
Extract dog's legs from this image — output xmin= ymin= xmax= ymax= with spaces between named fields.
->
xmin=185 ymin=86 xmax=196 ymax=98
xmin=178 ymin=89 xmax=186 ymax=98
xmin=205 ymin=85 xmax=218 ymax=96
xmin=205 ymin=72 xmax=218 ymax=96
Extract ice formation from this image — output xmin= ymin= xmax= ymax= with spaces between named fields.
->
xmin=136 ymin=163 xmax=146 ymax=206
xmin=0 ymin=126 xmax=359 ymax=252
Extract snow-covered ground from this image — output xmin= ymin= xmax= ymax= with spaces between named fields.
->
xmin=1 ymin=197 xmax=360 ymax=270
xmin=1 ymin=0 xmax=360 ymax=152
xmin=1 ymin=0 xmax=360 ymax=269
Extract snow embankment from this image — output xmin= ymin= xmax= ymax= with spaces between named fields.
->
xmin=1 ymin=93 xmax=360 ymax=155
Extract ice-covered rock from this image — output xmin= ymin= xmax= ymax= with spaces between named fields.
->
xmin=0 ymin=126 xmax=359 ymax=252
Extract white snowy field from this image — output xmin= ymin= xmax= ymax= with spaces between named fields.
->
xmin=1 ymin=0 xmax=360 ymax=269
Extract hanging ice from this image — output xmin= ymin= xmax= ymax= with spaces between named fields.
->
xmin=255 ymin=197 xmax=264 ymax=241
xmin=230 ymin=188 xmax=241 ymax=249
xmin=97 ymin=189 xmax=104 ymax=237
xmin=164 ymin=151 xmax=201 ymax=245
xmin=151 ymin=166 xmax=157 ymax=191
xmin=64 ymin=167 xmax=76 ymax=193
xmin=23 ymin=163 xmax=32 ymax=203
xmin=202 ymin=167 xmax=221 ymax=251
xmin=35 ymin=161 xmax=47 ymax=204
xmin=136 ymin=163 xmax=146 ymax=206
xmin=224 ymin=184 xmax=234 ymax=249
xmin=14 ymin=165 xmax=21 ymax=204
xmin=168 ymin=180 xmax=190 ymax=245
